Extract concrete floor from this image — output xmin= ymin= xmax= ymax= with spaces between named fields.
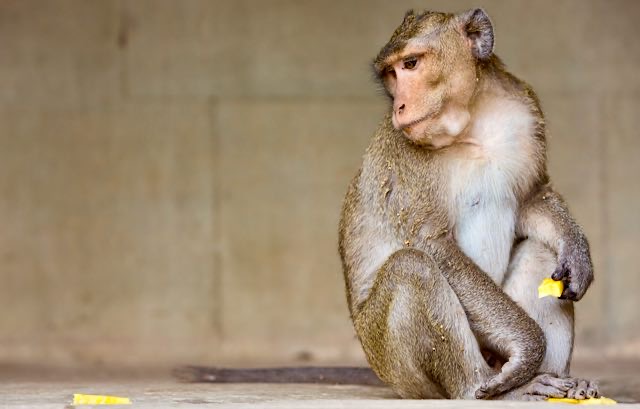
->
xmin=2 ymin=360 xmax=639 ymax=408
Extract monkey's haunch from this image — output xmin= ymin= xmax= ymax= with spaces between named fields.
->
xmin=173 ymin=366 xmax=384 ymax=386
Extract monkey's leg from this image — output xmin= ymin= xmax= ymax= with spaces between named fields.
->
xmin=504 ymin=239 xmax=574 ymax=375
xmin=354 ymin=248 xmax=495 ymax=399
xmin=502 ymin=239 xmax=599 ymax=400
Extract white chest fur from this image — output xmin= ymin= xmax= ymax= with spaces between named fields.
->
xmin=447 ymin=97 xmax=537 ymax=285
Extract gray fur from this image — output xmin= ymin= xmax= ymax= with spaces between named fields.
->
xmin=339 ymin=8 xmax=597 ymax=400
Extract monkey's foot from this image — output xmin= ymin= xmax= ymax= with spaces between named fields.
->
xmin=503 ymin=374 xmax=598 ymax=401
xmin=521 ymin=374 xmax=576 ymax=401
xmin=564 ymin=377 xmax=600 ymax=400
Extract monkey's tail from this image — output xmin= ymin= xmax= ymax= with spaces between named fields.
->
xmin=173 ymin=365 xmax=384 ymax=386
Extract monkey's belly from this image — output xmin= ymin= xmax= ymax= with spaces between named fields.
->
xmin=454 ymin=200 xmax=516 ymax=285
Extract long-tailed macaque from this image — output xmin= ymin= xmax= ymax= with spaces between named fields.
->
xmin=338 ymin=8 xmax=597 ymax=400
xmin=176 ymin=8 xmax=599 ymax=401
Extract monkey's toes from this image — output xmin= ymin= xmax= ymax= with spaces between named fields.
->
xmin=586 ymin=380 xmax=600 ymax=398
xmin=567 ymin=378 xmax=600 ymax=399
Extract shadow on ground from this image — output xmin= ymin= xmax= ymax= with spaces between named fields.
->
xmin=0 ymin=358 xmax=638 ymax=407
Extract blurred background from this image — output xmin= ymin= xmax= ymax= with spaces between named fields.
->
xmin=0 ymin=0 xmax=638 ymax=372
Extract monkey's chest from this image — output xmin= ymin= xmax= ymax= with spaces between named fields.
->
xmin=449 ymin=159 xmax=518 ymax=285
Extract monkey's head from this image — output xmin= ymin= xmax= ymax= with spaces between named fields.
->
xmin=373 ymin=9 xmax=494 ymax=148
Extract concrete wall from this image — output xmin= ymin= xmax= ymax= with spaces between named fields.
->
xmin=0 ymin=0 xmax=638 ymax=368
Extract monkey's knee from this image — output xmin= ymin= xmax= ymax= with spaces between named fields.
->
xmin=376 ymin=249 xmax=466 ymax=328
xmin=504 ymin=239 xmax=574 ymax=376
xmin=378 ymin=248 xmax=439 ymax=282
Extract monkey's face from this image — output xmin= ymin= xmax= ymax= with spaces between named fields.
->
xmin=383 ymin=35 xmax=476 ymax=147
xmin=373 ymin=10 xmax=494 ymax=148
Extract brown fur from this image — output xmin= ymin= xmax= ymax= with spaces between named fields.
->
xmin=339 ymin=8 xmax=597 ymax=400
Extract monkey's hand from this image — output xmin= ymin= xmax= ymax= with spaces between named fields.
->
xmin=517 ymin=187 xmax=594 ymax=302
xmin=552 ymin=233 xmax=593 ymax=301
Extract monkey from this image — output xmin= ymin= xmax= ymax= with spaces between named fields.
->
xmin=337 ymin=8 xmax=599 ymax=400
xmin=175 ymin=8 xmax=599 ymax=401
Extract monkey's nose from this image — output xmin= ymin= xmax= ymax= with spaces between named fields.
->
xmin=397 ymin=104 xmax=405 ymax=114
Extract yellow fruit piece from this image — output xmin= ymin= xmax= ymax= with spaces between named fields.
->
xmin=73 ymin=394 xmax=131 ymax=405
xmin=538 ymin=277 xmax=564 ymax=298
xmin=547 ymin=397 xmax=617 ymax=405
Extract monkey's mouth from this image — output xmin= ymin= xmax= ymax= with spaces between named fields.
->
xmin=401 ymin=115 xmax=429 ymax=130
xmin=398 ymin=114 xmax=431 ymax=135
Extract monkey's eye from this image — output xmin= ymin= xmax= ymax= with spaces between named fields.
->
xmin=403 ymin=57 xmax=418 ymax=70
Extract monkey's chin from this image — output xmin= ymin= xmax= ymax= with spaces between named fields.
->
xmin=401 ymin=119 xmax=432 ymax=143
xmin=402 ymin=122 xmax=456 ymax=149
xmin=402 ymin=109 xmax=470 ymax=148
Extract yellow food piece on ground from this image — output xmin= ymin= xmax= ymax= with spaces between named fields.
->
xmin=547 ymin=397 xmax=617 ymax=405
xmin=73 ymin=394 xmax=131 ymax=405
xmin=538 ymin=277 xmax=564 ymax=298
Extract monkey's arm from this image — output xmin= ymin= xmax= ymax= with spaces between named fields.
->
xmin=426 ymin=237 xmax=545 ymax=399
xmin=516 ymin=186 xmax=594 ymax=301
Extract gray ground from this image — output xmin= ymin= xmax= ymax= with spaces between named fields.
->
xmin=1 ymin=359 xmax=639 ymax=408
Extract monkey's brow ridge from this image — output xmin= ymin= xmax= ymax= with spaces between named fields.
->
xmin=373 ymin=11 xmax=449 ymax=73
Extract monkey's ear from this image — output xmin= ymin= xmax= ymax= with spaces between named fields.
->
xmin=459 ymin=8 xmax=494 ymax=60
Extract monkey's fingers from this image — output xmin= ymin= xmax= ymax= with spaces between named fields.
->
xmin=550 ymin=266 xmax=579 ymax=300
xmin=551 ymin=263 xmax=569 ymax=281
xmin=553 ymin=250 xmax=593 ymax=301
xmin=560 ymin=286 xmax=579 ymax=301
